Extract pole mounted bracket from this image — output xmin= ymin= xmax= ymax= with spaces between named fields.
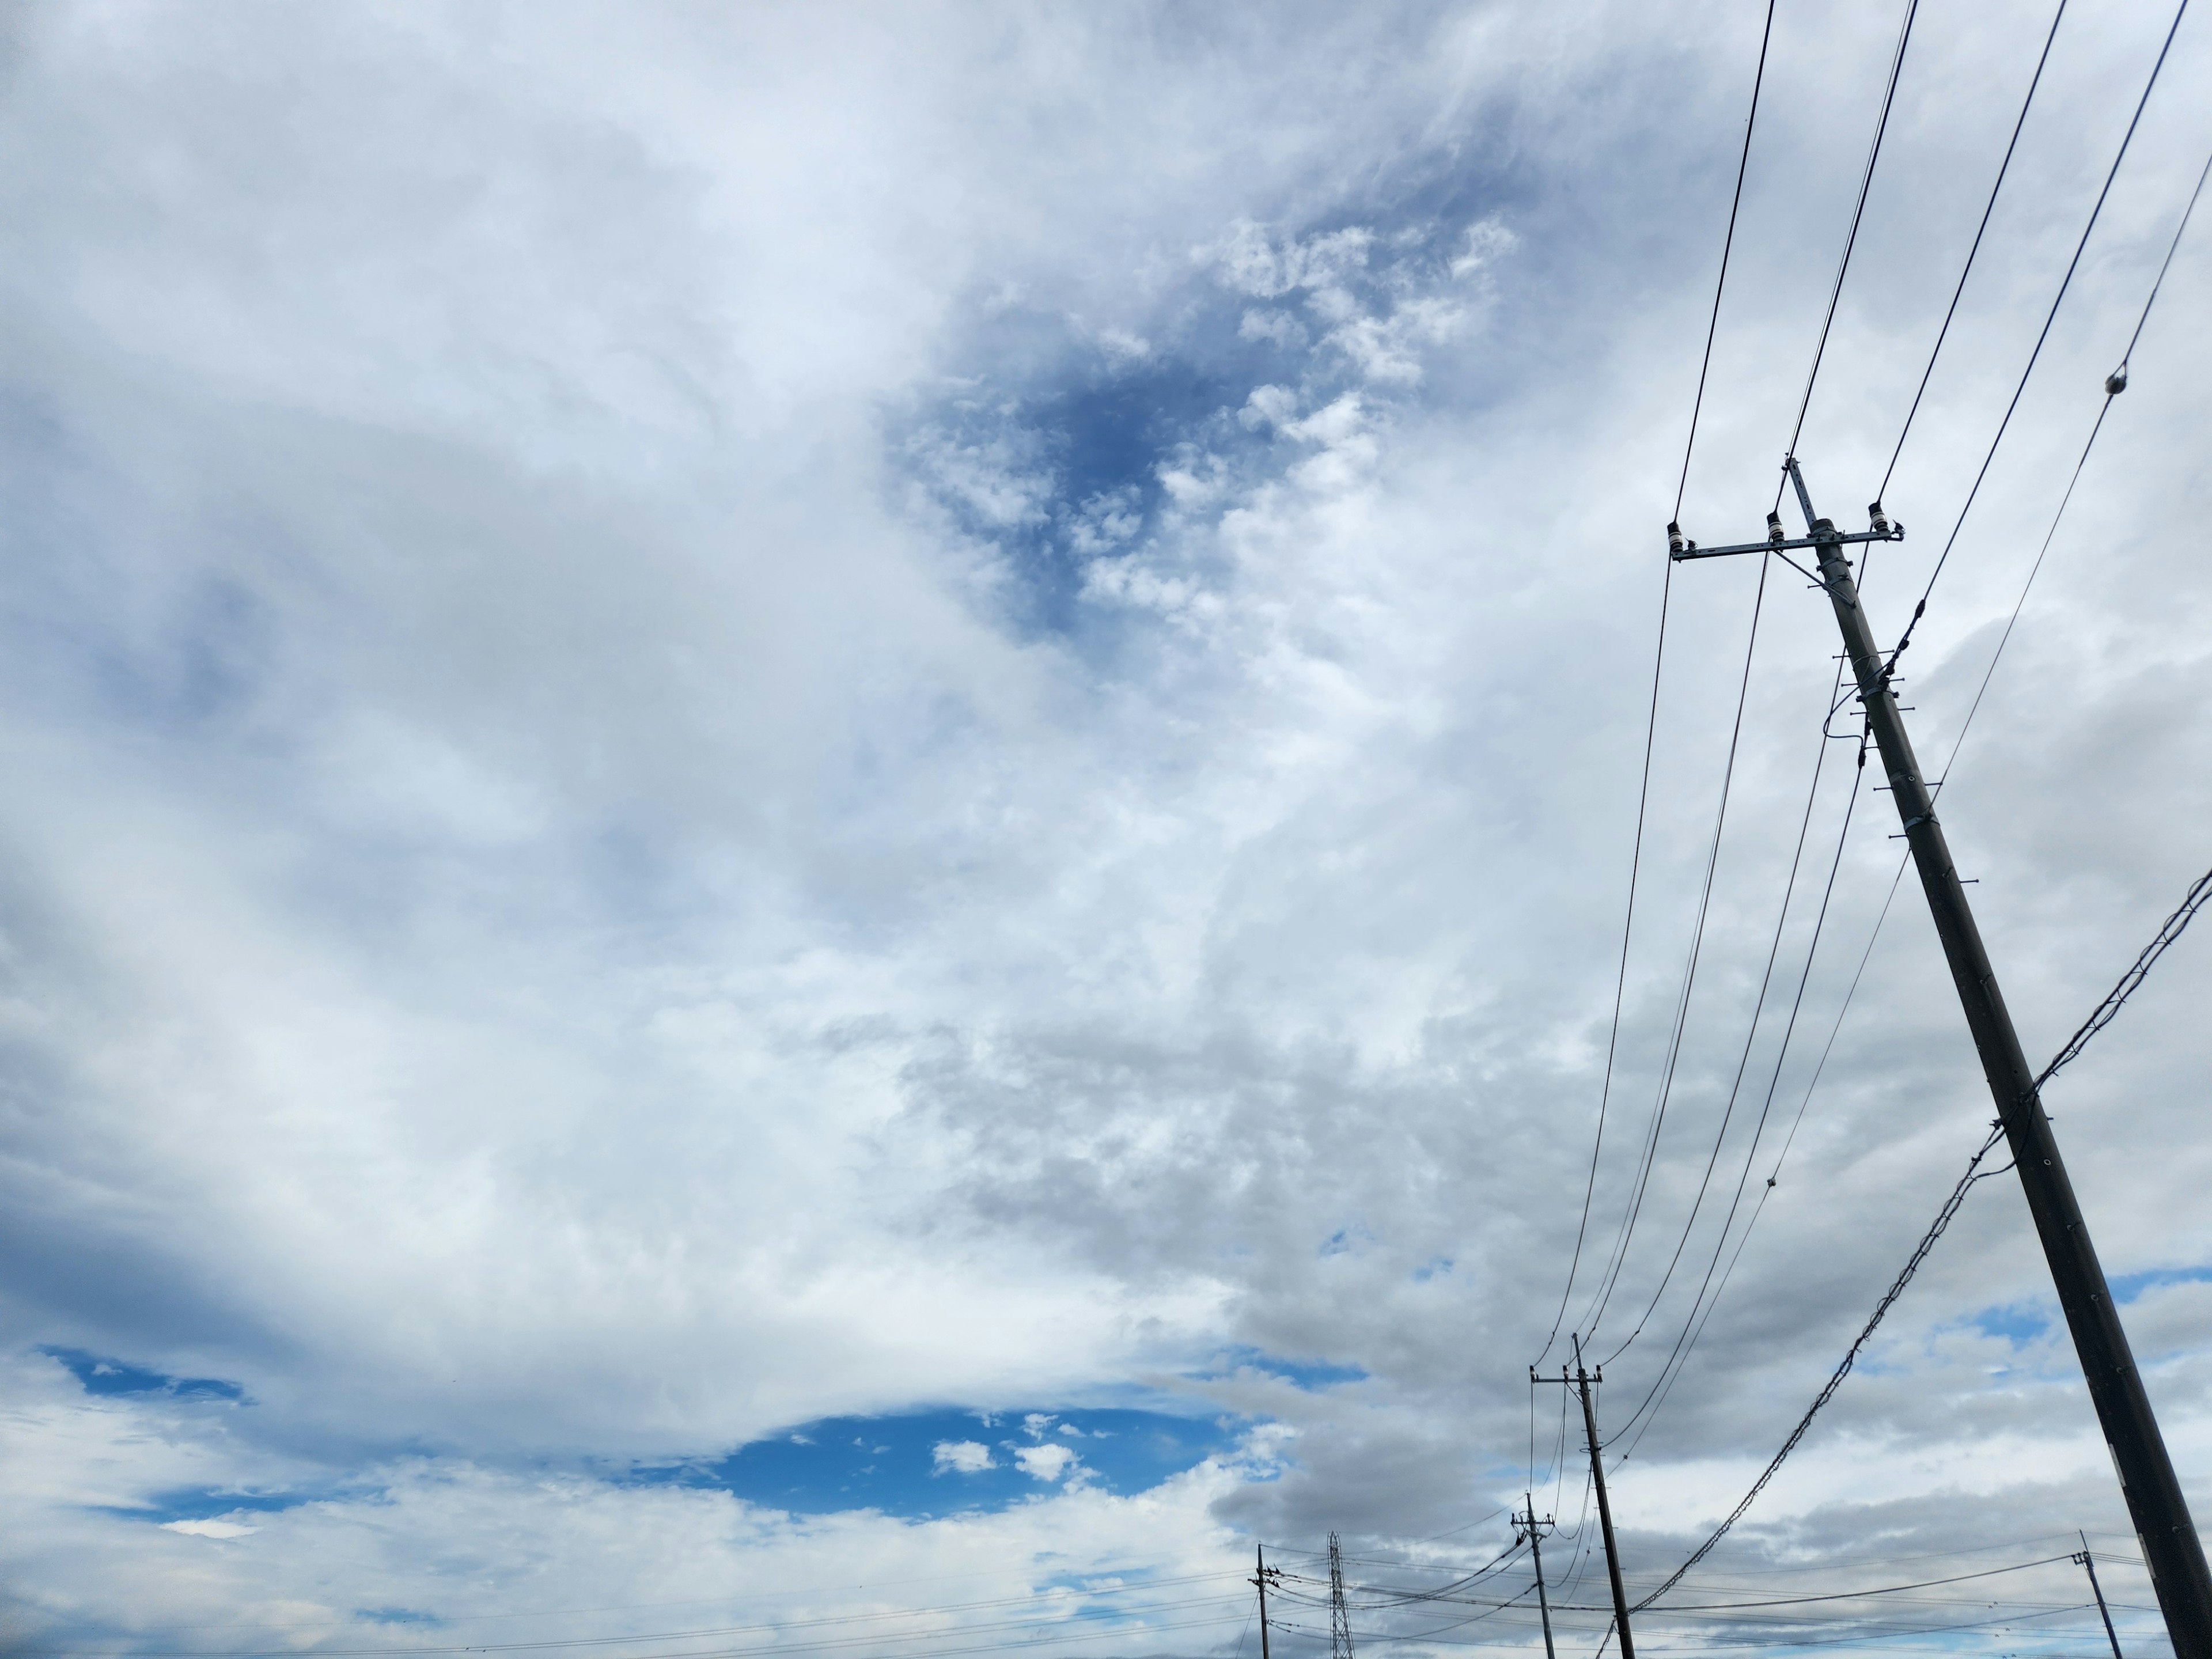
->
xmin=1667 ymin=523 xmax=1904 ymax=562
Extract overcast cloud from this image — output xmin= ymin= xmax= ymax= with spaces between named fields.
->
xmin=2 ymin=1 xmax=2210 ymax=1654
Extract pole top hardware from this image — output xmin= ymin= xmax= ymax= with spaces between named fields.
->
xmin=1668 ymin=509 xmax=1903 ymax=562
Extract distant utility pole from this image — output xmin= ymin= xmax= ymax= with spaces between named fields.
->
xmin=1516 ymin=1492 xmax=1559 ymax=1659
xmin=1328 ymin=1533 xmax=1357 ymax=1659
xmin=2078 ymin=1531 xmax=2126 ymax=1659
xmin=1252 ymin=1544 xmax=1279 ymax=1659
xmin=1668 ymin=459 xmax=2212 ymax=1659
xmin=1535 ymin=1336 xmax=1636 ymax=1659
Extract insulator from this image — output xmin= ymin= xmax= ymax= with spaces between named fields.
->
xmin=1766 ymin=511 xmax=1786 ymax=545
xmin=2105 ymin=365 xmax=2128 ymax=395
xmin=1868 ymin=500 xmax=1891 ymax=536
xmin=1667 ymin=520 xmax=1686 ymax=555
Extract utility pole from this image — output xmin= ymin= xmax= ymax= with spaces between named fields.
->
xmin=1252 ymin=1544 xmax=1278 ymax=1659
xmin=1535 ymin=1335 xmax=1635 ymax=1659
xmin=1516 ymin=1492 xmax=1559 ymax=1659
xmin=1668 ymin=459 xmax=2212 ymax=1659
xmin=1328 ymin=1532 xmax=1357 ymax=1659
xmin=2077 ymin=1531 xmax=2126 ymax=1659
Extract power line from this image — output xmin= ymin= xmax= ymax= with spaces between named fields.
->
xmin=2040 ymin=864 xmax=2212 ymax=1090
xmin=1600 ymin=672 xmax=1859 ymax=1372
xmin=1607 ymin=721 xmax=1871 ymax=1448
xmin=1550 ymin=0 xmax=1787 ymax=1372
xmin=1936 ymin=131 xmax=2212 ymax=790
xmin=1630 ymin=1123 xmax=2016 ymax=1611
xmin=1773 ymin=0 xmax=1921 ymax=503
xmin=1673 ymin=0 xmax=1780 ymax=522
xmin=2115 ymin=138 xmax=2212 ymax=373
xmin=1631 ymin=843 xmax=2212 ymax=1611
xmin=1583 ymin=558 xmax=1771 ymax=1345
xmin=1878 ymin=0 xmax=2191 ymax=681
xmin=1596 ymin=0 xmax=1915 ymax=1358
xmin=1877 ymin=0 xmax=2070 ymax=498
xmin=1539 ymin=560 xmax=1676 ymax=1368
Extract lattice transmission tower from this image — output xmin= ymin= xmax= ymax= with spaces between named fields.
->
xmin=1328 ymin=1532 xmax=1355 ymax=1659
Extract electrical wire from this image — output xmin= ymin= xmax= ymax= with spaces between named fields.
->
xmin=1934 ymin=132 xmax=2212 ymax=797
xmin=1608 ymin=721 xmax=1871 ymax=1449
xmin=1631 ymin=1123 xmax=2017 ymax=1609
xmin=1600 ymin=671 xmax=1857 ymax=1371
xmin=1583 ymin=556 xmax=1772 ymax=1344
xmin=2116 ymin=141 xmax=2212 ymax=372
xmin=1773 ymin=0 xmax=1921 ymax=505
xmin=1631 ymin=789 xmax=2212 ymax=1603
xmin=1674 ymin=0 xmax=1780 ymax=523
xmin=1539 ymin=560 xmax=1675 ymax=1368
xmin=2039 ymin=864 xmax=2212 ymax=1090
xmin=1593 ymin=0 xmax=1912 ymax=1361
xmin=1548 ymin=0 xmax=1789 ymax=1374
xmin=1877 ymin=0 xmax=2070 ymax=498
xmin=1878 ymin=0 xmax=2190 ymax=680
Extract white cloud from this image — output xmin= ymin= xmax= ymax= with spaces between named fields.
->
xmin=932 ymin=1440 xmax=995 ymax=1474
xmin=1239 ymin=309 xmax=1308 ymax=349
xmin=159 ymin=1519 xmax=259 ymax=1539
xmin=1013 ymin=1442 xmax=1078 ymax=1483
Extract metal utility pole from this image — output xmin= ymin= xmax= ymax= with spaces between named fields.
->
xmin=1516 ymin=1492 xmax=1559 ymax=1659
xmin=2078 ymin=1531 xmax=2126 ymax=1659
xmin=1536 ymin=1336 xmax=1636 ymax=1659
xmin=1252 ymin=1544 xmax=1278 ymax=1659
xmin=1328 ymin=1532 xmax=1357 ymax=1659
xmin=1668 ymin=459 xmax=2212 ymax=1659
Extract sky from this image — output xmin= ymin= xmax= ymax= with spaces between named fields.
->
xmin=2 ymin=1 xmax=2211 ymax=1654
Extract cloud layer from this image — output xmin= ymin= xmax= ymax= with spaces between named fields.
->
xmin=2 ymin=0 xmax=2210 ymax=1652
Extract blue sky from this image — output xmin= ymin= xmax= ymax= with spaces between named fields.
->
xmin=3 ymin=2 xmax=2212 ymax=1656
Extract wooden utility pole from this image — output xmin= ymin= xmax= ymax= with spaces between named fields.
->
xmin=2078 ymin=1531 xmax=2126 ymax=1659
xmin=1252 ymin=1543 xmax=1277 ymax=1659
xmin=1516 ymin=1491 xmax=1559 ymax=1659
xmin=1536 ymin=1336 xmax=1635 ymax=1659
xmin=1668 ymin=458 xmax=2212 ymax=1658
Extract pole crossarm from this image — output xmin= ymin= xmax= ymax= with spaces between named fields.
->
xmin=1670 ymin=525 xmax=1902 ymax=561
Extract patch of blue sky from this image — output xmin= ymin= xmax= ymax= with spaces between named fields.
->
xmin=1968 ymin=1302 xmax=2052 ymax=1346
xmin=1195 ymin=1346 xmax=1366 ymax=1389
xmin=1961 ymin=1266 xmax=2212 ymax=1350
xmin=897 ymin=202 xmax=1514 ymax=647
xmin=630 ymin=1406 xmax=1239 ymax=1518
xmin=903 ymin=354 xmax=1254 ymax=641
xmin=40 ymin=1345 xmax=247 ymax=1403
xmin=2110 ymin=1264 xmax=2212 ymax=1302
xmin=92 ymin=1485 xmax=328 ymax=1525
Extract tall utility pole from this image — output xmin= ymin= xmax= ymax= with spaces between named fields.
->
xmin=1668 ymin=459 xmax=2212 ymax=1659
xmin=1328 ymin=1532 xmax=1357 ymax=1659
xmin=1252 ymin=1544 xmax=1277 ymax=1659
xmin=1516 ymin=1492 xmax=1559 ymax=1659
xmin=1536 ymin=1336 xmax=1636 ymax=1659
xmin=2078 ymin=1531 xmax=2126 ymax=1659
